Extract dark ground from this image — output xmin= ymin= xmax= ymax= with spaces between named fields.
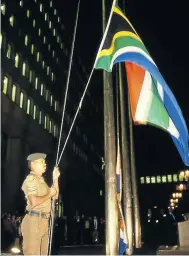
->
xmin=57 ymin=244 xmax=157 ymax=255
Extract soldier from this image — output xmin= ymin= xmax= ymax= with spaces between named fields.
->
xmin=21 ymin=153 xmax=60 ymax=255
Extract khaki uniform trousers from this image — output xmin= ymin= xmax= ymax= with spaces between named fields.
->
xmin=21 ymin=214 xmax=49 ymax=255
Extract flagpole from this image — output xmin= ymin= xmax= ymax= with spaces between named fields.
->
xmin=121 ymin=0 xmax=142 ymax=248
xmin=102 ymin=0 xmax=119 ymax=255
xmin=128 ymin=95 xmax=142 ymax=249
xmin=119 ymin=63 xmax=134 ymax=255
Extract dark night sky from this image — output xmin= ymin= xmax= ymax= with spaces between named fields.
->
xmin=55 ymin=0 xmax=189 ymax=177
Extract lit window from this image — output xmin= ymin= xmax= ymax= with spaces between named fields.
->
xmin=54 ymin=125 xmax=58 ymax=137
xmin=146 ymin=176 xmax=150 ymax=184
xmin=15 ymin=54 xmax=19 ymax=68
xmin=39 ymin=111 xmax=42 ymax=124
xmin=7 ymin=44 xmax=12 ymax=59
xmin=60 ymin=43 xmax=63 ymax=49
xmin=157 ymin=176 xmax=161 ymax=183
xmin=22 ymin=62 xmax=26 ymax=76
xmin=1 ymin=4 xmax=6 ymax=15
xmin=29 ymin=70 xmax=33 ymax=83
xmin=43 ymin=36 xmax=46 ymax=44
xmin=54 ymin=9 xmax=57 ymax=15
xmin=47 ymin=66 xmax=49 ymax=75
xmin=26 ymin=9 xmax=30 ymax=18
xmin=37 ymin=52 xmax=40 ymax=62
xmin=27 ymin=99 xmax=30 ymax=114
xmin=57 ymin=36 xmax=59 ymax=43
xmin=167 ymin=175 xmax=172 ymax=183
xmin=2 ymin=76 xmax=8 ymax=94
xmin=51 ymin=72 xmax=54 ymax=81
xmin=25 ymin=35 xmax=28 ymax=46
xmin=44 ymin=115 xmax=47 ymax=129
xmin=40 ymin=3 xmax=43 ymax=12
xmin=151 ymin=177 xmax=156 ymax=184
xmin=162 ymin=176 xmax=167 ymax=183
xmin=0 ymin=33 xmax=2 ymax=49
xmin=45 ymin=13 xmax=48 ymax=21
xmin=58 ymin=17 xmax=60 ymax=23
xmin=47 ymin=115 xmax=50 ymax=130
xmin=12 ymin=85 xmax=16 ymax=102
xmin=20 ymin=1 xmax=23 ymax=7
xmin=140 ymin=177 xmax=145 ymax=184
xmin=54 ymin=101 xmax=57 ymax=111
xmin=42 ymin=61 xmax=45 ymax=69
xmin=46 ymin=90 xmax=48 ymax=101
xmin=33 ymin=105 xmax=36 ymax=119
xmin=173 ymin=174 xmax=178 ymax=182
xmin=38 ymin=28 xmax=41 ymax=36
xmin=48 ymin=44 xmax=51 ymax=51
xmin=35 ymin=77 xmax=38 ymax=89
xmin=56 ymin=58 xmax=59 ymax=64
xmin=31 ymin=44 xmax=35 ymax=54
xmin=50 ymin=1 xmax=52 ymax=7
xmin=52 ymin=50 xmax=55 ymax=57
xmin=179 ymin=173 xmax=184 ymax=181
xmin=49 ymin=21 xmax=52 ymax=29
xmin=50 ymin=95 xmax=53 ymax=106
xmin=53 ymin=29 xmax=56 ymax=36
xmin=20 ymin=92 xmax=24 ymax=108
xmin=40 ymin=84 xmax=43 ymax=96
xmin=49 ymin=120 xmax=52 ymax=133
xmin=9 ymin=16 xmax=14 ymax=27
xmin=33 ymin=19 xmax=36 ymax=27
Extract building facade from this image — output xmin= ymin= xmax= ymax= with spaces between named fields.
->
xmin=139 ymin=172 xmax=189 ymax=217
xmin=1 ymin=0 xmax=104 ymax=216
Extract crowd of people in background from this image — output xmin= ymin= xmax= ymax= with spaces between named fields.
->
xmin=1 ymin=212 xmax=105 ymax=253
xmin=54 ymin=215 xmax=105 ymax=250
xmin=1 ymin=212 xmax=22 ymax=251
xmin=1 ymin=208 xmax=188 ymax=253
xmin=143 ymin=207 xmax=186 ymax=247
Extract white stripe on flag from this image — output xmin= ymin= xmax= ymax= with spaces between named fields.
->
xmin=111 ymin=46 xmax=156 ymax=71
xmin=135 ymin=71 xmax=153 ymax=122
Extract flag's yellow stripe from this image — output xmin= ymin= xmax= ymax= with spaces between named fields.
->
xmin=98 ymin=31 xmax=143 ymax=58
xmin=113 ymin=6 xmax=140 ymax=37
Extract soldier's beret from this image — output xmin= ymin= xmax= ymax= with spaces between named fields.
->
xmin=27 ymin=153 xmax=46 ymax=161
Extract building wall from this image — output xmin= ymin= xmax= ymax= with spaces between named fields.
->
xmin=1 ymin=0 xmax=104 ymax=216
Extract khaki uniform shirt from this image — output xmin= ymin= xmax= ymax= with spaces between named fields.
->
xmin=21 ymin=172 xmax=51 ymax=213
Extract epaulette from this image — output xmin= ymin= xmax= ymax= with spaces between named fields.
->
xmin=25 ymin=174 xmax=35 ymax=182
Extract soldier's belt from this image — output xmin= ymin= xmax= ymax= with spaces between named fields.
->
xmin=26 ymin=210 xmax=50 ymax=219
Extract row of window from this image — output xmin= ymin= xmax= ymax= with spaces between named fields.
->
xmin=3 ymin=1 xmax=91 ymax=108
xmin=24 ymin=4 xmax=67 ymax=57
xmin=1 ymin=33 xmax=61 ymax=115
xmin=2 ymin=37 xmax=91 ymax=150
xmin=1 ymin=1 xmax=92 ymax=154
xmin=140 ymin=174 xmax=182 ymax=184
xmin=2 ymin=74 xmax=89 ymax=163
xmin=1 ymin=1 xmax=66 ymax=71
xmin=24 ymin=0 xmax=66 ymax=56
xmin=6 ymin=15 xmax=57 ymax=82
xmin=2 ymin=0 xmax=63 ymax=29
xmin=2 ymin=74 xmax=59 ymax=137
